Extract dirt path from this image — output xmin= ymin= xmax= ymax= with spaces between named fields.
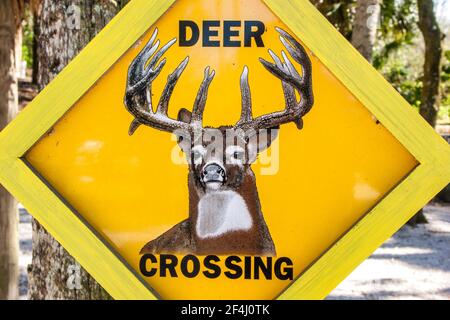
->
xmin=329 ymin=203 xmax=450 ymax=300
xmin=18 ymin=203 xmax=450 ymax=300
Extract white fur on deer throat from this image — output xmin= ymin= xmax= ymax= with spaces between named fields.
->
xmin=196 ymin=190 xmax=253 ymax=239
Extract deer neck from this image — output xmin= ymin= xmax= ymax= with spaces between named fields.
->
xmin=188 ymin=170 xmax=263 ymax=240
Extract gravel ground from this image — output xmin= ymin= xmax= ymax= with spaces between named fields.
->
xmin=18 ymin=203 xmax=450 ymax=300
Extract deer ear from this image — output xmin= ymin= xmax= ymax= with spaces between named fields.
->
xmin=178 ymin=108 xmax=192 ymax=123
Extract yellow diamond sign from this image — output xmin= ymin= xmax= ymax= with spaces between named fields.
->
xmin=0 ymin=0 xmax=449 ymax=300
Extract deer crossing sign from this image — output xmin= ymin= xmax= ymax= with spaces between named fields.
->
xmin=1 ymin=0 xmax=449 ymax=300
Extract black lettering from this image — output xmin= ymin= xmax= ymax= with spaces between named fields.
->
xmin=139 ymin=254 xmax=157 ymax=277
xmin=274 ymin=257 xmax=293 ymax=280
xmin=203 ymin=20 xmax=220 ymax=47
xmin=203 ymin=255 xmax=221 ymax=279
xmin=244 ymin=21 xmax=265 ymax=47
xmin=224 ymin=256 xmax=243 ymax=279
xmin=223 ymin=20 xmax=241 ymax=47
xmin=160 ymin=254 xmax=178 ymax=277
xmin=139 ymin=254 xmax=294 ymax=280
xmin=180 ymin=255 xmax=200 ymax=278
xmin=179 ymin=20 xmax=199 ymax=47
xmin=254 ymin=257 xmax=272 ymax=280
xmin=244 ymin=256 xmax=252 ymax=280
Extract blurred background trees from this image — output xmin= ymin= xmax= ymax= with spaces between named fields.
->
xmin=312 ymin=0 xmax=449 ymax=224
xmin=0 ymin=0 xmax=24 ymax=300
xmin=311 ymin=0 xmax=449 ymax=126
xmin=0 ymin=0 xmax=449 ymax=299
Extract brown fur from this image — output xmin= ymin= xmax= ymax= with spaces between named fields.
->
xmin=140 ymin=169 xmax=276 ymax=256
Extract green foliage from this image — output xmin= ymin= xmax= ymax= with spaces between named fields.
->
xmin=384 ymin=62 xmax=423 ymax=108
xmin=440 ymin=50 xmax=450 ymax=122
xmin=310 ymin=0 xmax=355 ymax=40
xmin=373 ymin=0 xmax=417 ymax=69
xmin=382 ymin=49 xmax=450 ymax=121
xmin=442 ymin=51 xmax=450 ymax=83
xmin=374 ymin=0 xmax=443 ymax=119
xmin=21 ymin=7 xmax=34 ymax=69
xmin=311 ymin=0 xmax=448 ymax=122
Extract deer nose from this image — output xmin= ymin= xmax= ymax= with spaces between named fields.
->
xmin=202 ymin=163 xmax=226 ymax=184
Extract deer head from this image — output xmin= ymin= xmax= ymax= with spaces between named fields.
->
xmin=126 ymin=27 xmax=314 ymax=256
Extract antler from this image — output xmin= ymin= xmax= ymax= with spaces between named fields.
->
xmin=124 ymin=28 xmax=215 ymax=135
xmin=236 ymin=27 xmax=314 ymax=132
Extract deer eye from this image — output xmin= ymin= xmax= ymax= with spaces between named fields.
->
xmin=226 ymin=146 xmax=245 ymax=164
xmin=192 ymin=150 xmax=202 ymax=161
xmin=193 ymin=151 xmax=201 ymax=157
xmin=233 ymin=151 xmax=244 ymax=160
xmin=191 ymin=146 xmax=206 ymax=164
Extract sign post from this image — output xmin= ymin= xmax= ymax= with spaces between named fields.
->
xmin=0 ymin=0 xmax=449 ymax=300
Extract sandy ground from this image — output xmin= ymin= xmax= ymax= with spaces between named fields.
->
xmin=18 ymin=207 xmax=32 ymax=300
xmin=329 ymin=203 xmax=450 ymax=300
xmin=18 ymin=203 xmax=450 ymax=300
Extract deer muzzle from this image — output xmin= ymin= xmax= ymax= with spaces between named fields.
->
xmin=201 ymin=163 xmax=226 ymax=185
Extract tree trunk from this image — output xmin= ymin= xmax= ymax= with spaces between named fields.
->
xmin=351 ymin=0 xmax=381 ymax=62
xmin=31 ymin=3 xmax=41 ymax=85
xmin=28 ymin=0 xmax=119 ymax=300
xmin=408 ymin=0 xmax=443 ymax=226
xmin=417 ymin=0 xmax=443 ymax=127
xmin=0 ymin=0 xmax=24 ymax=300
